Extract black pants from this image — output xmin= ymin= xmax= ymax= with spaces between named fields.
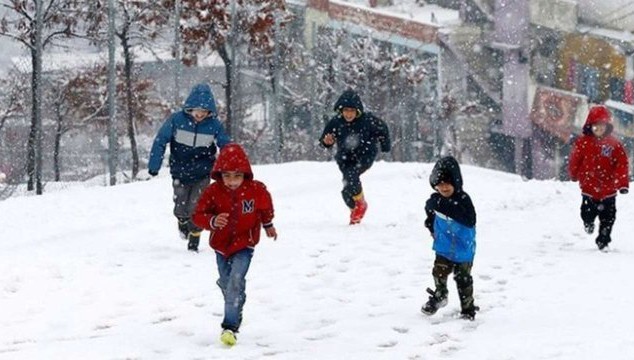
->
xmin=337 ymin=161 xmax=372 ymax=209
xmin=580 ymin=195 xmax=616 ymax=245
xmin=431 ymin=254 xmax=475 ymax=312
xmin=172 ymin=176 xmax=210 ymax=233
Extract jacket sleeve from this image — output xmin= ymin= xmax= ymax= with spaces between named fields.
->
xmin=614 ymin=141 xmax=630 ymax=191
xmin=460 ymin=193 xmax=477 ymax=228
xmin=424 ymin=196 xmax=436 ymax=235
xmin=213 ymin=118 xmax=232 ymax=148
xmin=567 ymin=137 xmax=583 ymax=182
xmin=148 ymin=117 xmax=174 ymax=174
xmin=256 ymin=182 xmax=275 ymax=227
xmin=319 ymin=118 xmax=337 ymax=148
xmin=191 ymin=186 xmax=216 ymax=230
xmin=374 ymin=117 xmax=391 ymax=153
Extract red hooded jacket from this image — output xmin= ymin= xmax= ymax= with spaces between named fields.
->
xmin=568 ymin=105 xmax=629 ymax=201
xmin=192 ymin=143 xmax=274 ymax=257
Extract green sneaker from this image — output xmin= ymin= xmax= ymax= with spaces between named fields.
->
xmin=220 ymin=329 xmax=237 ymax=346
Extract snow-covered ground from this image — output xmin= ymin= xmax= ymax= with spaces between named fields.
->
xmin=1 ymin=161 xmax=633 ymax=359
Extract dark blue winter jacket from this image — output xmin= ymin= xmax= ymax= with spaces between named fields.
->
xmin=148 ymin=84 xmax=231 ymax=184
xmin=319 ymin=90 xmax=391 ymax=168
xmin=424 ymin=156 xmax=477 ymax=263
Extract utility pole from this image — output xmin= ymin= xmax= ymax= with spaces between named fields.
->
xmin=107 ymin=0 xmax=118 ymax=185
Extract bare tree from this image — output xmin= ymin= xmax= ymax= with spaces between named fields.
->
xmin=164 ymin=0 xmax=291 ymax=137
xmin=0 ymin=70 xmax=29 ymax=185
xmin=0 ymin=0 xmax=82 ymax=193
xmin=83 ymin=0 xmax=169 ymax=179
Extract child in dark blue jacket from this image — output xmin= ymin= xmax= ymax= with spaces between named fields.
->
xmin=422 ymin=156 xmax=478 ymax=320
xmin=148 ymin=83 xmax=231 ymax=252
xmin=319 ymin=89 xmax=391 ymax=225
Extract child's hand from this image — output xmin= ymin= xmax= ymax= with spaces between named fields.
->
xmin=265 ymin=226 xmax=278 ymax=240
xmin=211 ymin=213 xmax=229 ymax=229
xmin=323 ymin=133 xmax=335 ymax=146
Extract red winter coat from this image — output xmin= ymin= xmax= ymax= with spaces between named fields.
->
xmin=568 ymin=106 xmax=629 ymax=201
xmin=192 ymin=144 xmax=274 ymax=257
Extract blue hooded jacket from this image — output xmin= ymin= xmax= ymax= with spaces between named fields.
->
xmin=424 ymin=156 xmax=477 ymax=263
xmin=148 ymin=84 xmax=231 ymax=184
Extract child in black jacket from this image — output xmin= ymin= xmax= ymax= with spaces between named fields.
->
xmin=319 ymin=89 xmax=391 ymax=225
xmin=422 ymin=156 xmax=478 ymax=320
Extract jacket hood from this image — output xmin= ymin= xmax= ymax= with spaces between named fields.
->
xmin=333 ymin=89 xmax=364 ymax=113
xmin=429 ymin=155 xmax=463 ymax=191
xmin=582 ymin=105 xmax=614 ymax=135
xmin=211 ymin=143 xmax=253 ymax=181
xmin=183 ymin=83 xmax=218 ymax=114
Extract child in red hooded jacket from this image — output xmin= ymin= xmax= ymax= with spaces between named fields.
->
xmin=192 ymin=143 xmax=277 ymax=346
xmin=568 ymin=105 xmax=629 ymax=251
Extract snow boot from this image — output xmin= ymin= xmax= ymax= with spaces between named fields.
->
xmin=349 ymin=193 xmax=368 ymax=225
xmin=460 ymin=306 xmax=479 ymax=321
xmin=187 ymin=231 xmax=201 ymax=252
xmin=421 ymin=288 xmax=447 ymax=315
xmin=177 ymin=218 xmax=189 ymax=240
xmin=220 ymin=329 xmax=237 ymax=346
xmin=584 ymin=222 xmax=595 ymax=235
xmin=596 ymin=234 xmax=610 ymax=252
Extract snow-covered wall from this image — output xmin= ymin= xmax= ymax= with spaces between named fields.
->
xmin=577 ymin=0 xmax=634 ymax=31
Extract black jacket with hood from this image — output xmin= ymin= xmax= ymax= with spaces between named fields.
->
xmin=319 ymin=90 xmax=391 ymax=167
xmin=424 ymin=156 xmax=476 ymax=234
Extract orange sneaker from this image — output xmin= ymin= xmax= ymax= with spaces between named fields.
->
xmin=349 ymin=197 xmax=368 ymax=225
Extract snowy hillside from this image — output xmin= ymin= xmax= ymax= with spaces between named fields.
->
xmin=1 ymin=161 xmax=633 ymax=359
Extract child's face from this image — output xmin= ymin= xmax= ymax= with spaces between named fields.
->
xmin=592 ymin=123 xmax=607 ymax=138
xmin=435 ymin=182 xmax=455 ymax=198
xmin=342 ymin=107 xmax=357 ymax=122
xmin=221 ymin=171 xmax=244 ymax=190
xmin=186 ymin=108 xmax=211 ymax=122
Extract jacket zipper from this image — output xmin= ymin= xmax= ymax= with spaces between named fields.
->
xmin=193 ymin=122 xmax=198 ymax=147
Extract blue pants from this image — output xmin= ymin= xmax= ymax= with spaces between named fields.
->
xmin=216 ymin=248 xmax=254 ymax=332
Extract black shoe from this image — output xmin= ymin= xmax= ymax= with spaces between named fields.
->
xmin=187 ymin=231 xmax=200 ymax=252
xmin=596 ymin=242 xmax=609 ymax=252
xmin=177 ymin=218 xmax=189 ymax=240
xmin=584 ymin=222 xmax=595 ymax=234
xmin=596 ymin=234 xmax=610 ymax=252
xmin=460 ymin=306 xmax=479 ymax=321
xmin=421 ymin=288 xmax=447 ymax=315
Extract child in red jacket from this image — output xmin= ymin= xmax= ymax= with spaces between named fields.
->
xmin=192 ymin=143 xmax=277 ymax=346
xmin=568 ymin=105 xmax=629 ymax=251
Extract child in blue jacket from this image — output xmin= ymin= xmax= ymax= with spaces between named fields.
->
xmin=422 ymin=156 xmax=478 ymax=320
xmin=148 ymin=83 xmax=231 ymax=252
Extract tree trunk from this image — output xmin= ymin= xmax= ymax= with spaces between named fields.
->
xmin=106 ymin=0 xmax=118 ymax=186
xmin=53 ymin=112 xmax=62 ymax=182
xmin=121 ymin=33 xmax=139 ymax=179
xmin=217 ymin=44 xmax=233 ymax=137
xmin=27 ymin=55 xmax=37 ymax=191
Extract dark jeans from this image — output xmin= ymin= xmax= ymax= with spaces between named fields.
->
xmin=581 ymin=195 xmax=616 ymax=245
xmin=216 ymin=248 xmax=254 ymax=332
xmin=431 ymin=254 xmax=475 ymax=312
xmin=172 ymin=176 xmax=209 ymax=232
xmin=337 ymin=161 xmax=372 ymax=209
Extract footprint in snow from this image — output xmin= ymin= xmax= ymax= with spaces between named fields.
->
xmin=377 ymin=340 xmax=398 ymax=348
